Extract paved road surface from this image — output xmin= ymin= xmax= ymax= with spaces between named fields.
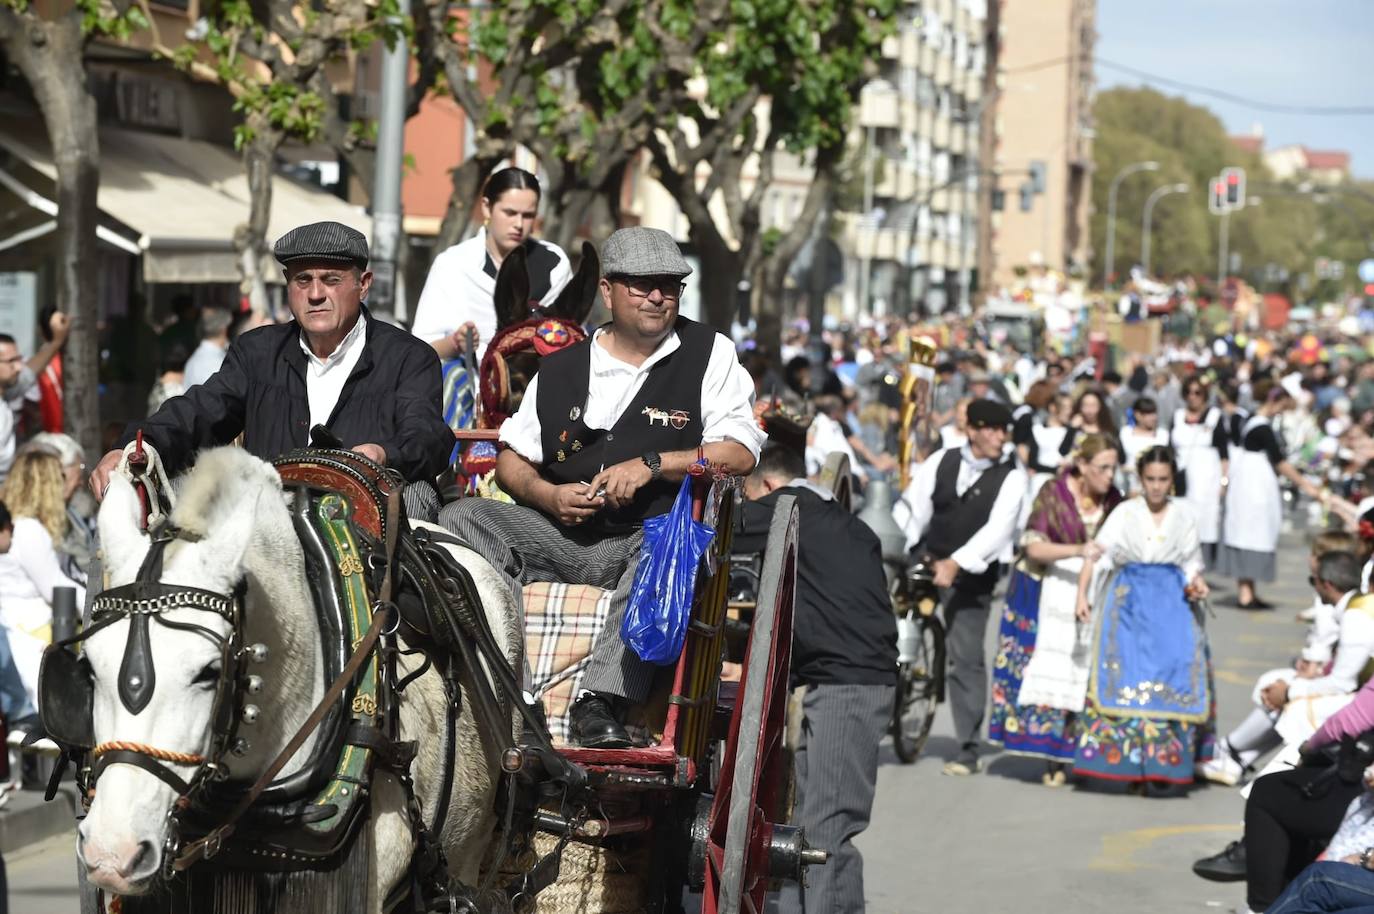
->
xmin=1 ymin=529 xmax=1317 ymax=913
xmin=857 ymin=529 xmax=1312 ymax=914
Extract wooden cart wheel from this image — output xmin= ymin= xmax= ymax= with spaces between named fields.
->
xmin=703 ymin=495 xmax=799 ymax=914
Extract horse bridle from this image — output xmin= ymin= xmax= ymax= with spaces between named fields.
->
xmin=38 ymin=522 xmax=260 ymax=866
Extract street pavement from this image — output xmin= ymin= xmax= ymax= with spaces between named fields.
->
xmin=0 ymin=527 xmax=1320 ymax=913
xmin=857 ymin=526 xmax=1316 ymax=914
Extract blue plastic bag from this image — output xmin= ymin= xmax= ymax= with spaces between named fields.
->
xmin=621 ymin=474 xmax=716 ymax=665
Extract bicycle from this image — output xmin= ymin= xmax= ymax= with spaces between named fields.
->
xmin=889 ymin=559 xmax=946 ymax=764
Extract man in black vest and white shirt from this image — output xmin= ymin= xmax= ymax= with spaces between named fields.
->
xmin=894 ymin=398 xmax=1026 ymax=775
xmin=440 ymin=227 xmax=764 ymax=748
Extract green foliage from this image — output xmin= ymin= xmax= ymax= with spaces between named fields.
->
xmin=73 ymin=0 xmax=148 ymax=40
xmin=1092 ymin=87 xmax=1373 ymax=299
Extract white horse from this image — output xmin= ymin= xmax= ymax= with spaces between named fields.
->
xmin=78 ymin=447 xmax=521 ymax=911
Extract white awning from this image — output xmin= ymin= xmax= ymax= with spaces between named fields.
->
xmin=0 ymin=118 xmax=372 ymax=284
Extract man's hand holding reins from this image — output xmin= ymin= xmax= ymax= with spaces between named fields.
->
xmin=90 ymin=449 xmax=123 ymax=501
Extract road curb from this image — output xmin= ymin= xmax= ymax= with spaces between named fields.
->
xmin=0 ymin=786 xmax=78 ymax=856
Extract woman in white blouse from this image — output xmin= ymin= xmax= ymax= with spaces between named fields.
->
xmin=0 ymin=449 xmax=85 ymax=705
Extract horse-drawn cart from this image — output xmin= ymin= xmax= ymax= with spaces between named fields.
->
xmin=46 ymin=424 xmax=819 ymax=914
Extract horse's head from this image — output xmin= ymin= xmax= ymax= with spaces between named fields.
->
xmin=69 ymin=449 xmax=304 ymax=894
xmin=480 ymin=241 xmax=601 ymax=427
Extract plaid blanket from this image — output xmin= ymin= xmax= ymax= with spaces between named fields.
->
xmin=523 ymin=582 xmax=652 ymax=745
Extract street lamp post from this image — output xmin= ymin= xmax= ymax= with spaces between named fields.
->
xmin=1103 ymin=160 xmax=1159 ymax=288
xmin=1141 ymin=182 xmax=1190 ymax=278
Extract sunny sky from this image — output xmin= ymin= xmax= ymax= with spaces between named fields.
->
xmin=1094 ymin=0 xmax=1374 ymax=178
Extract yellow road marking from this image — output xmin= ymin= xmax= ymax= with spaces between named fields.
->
xmin=1218 ymin=657 xmax=1277 ymax=668
xmin=1236 ymin=632 xmax=1299 ymax=647
xmin=1092 ymin=824 xmax=1239 ymax=872
xmin=1214 ymin=669 xmax=1256 ymax=686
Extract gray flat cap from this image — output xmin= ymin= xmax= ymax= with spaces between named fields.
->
xmin=601 ymin=227 xmax=692 ymax=279
xmin=273 ymin=221 xmax=369 ymax=269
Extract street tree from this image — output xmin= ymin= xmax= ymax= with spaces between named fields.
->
xmin=644 ymin=0 xmax=897 ymax=332
xmin=145 ymin=0 xmax=409 ymax=311
xmin=0 ymin=0 xmax=147 ymax=457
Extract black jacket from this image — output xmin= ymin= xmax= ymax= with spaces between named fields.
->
xmin=121 ymin=309 xmax=452 ymax=482
xmin=734 ymin=485 xmax=897 ymax=687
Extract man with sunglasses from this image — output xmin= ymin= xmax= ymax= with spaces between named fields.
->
xmin=441 ymin=226 xmax=764 ymax=748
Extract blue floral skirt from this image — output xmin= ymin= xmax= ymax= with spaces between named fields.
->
xmin=986 ymin=570 xmax=1081 ymax=763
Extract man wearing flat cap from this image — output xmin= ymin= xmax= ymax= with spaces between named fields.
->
xmin=893 ymin=397 xmax=1026 ymax=776
xmin=91 ymin=221 xmax=453 ymax=508
xmin=441 ymin=226 xmax=765 ymax=748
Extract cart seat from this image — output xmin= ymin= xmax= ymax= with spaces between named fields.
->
xmin=523 ymin=582 xmax=655 ymax=746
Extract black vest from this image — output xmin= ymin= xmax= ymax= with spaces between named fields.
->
xmin=920 ymin=448 xmax=1017 ymax=592
xmin=535 ymin=317 xmax=713 ymax=526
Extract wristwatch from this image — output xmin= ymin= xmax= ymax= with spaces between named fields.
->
xmin=641 ymin=451 xmax=663 ymax=480
xmin=1361 ymin=846 xmax=1374 ymax=871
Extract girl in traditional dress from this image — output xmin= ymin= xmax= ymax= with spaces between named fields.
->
xmin=1171 ymin=376 xmax=1227 ymax=568
xmin=1119 ymin=397 xmax=1170 ymax=496
xmin=1072 ymin=446 xmax=1212 ymax=788
xmin=1219 ymin=380 xmax=1331 ymax=609
xmin=412 ymin=167 xmax=573 ymax=363
xmin=988 ymin=434 xmax=1122 ymax=786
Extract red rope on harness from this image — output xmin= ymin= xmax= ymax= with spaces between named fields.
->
xmin=91 ymin=742 xmax=206 ymax=766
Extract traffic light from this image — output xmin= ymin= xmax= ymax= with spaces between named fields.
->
xmin=1209 ymin=178 xmax=1228 ymax=215
xmin=1019 ymin=182 xmax=1034 ymax=212
xmin=1222 ymin=166 xmax=1246 ymax=211
xmin=991 ymin=188 xmax=1006 ymax=211
xmin=1028 ymin=161 xmax=1046 ymax=194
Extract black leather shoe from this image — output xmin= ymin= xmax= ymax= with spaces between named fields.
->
xmin=1193 ymin=839 xmax=1247 ymax=882
xmin=569 ymin=694 xmax=631 ymax=749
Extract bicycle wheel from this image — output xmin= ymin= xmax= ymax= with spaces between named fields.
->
xmin=891 ymin=614 xmax=944 ymax=764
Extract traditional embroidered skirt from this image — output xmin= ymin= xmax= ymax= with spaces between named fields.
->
xmin=1072 ymin=563 xmax=1212 ymax=784
xmin=987 ymin=571 xmax=1081 ymax=763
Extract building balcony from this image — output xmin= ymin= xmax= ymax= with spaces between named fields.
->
xmin=843 ymin=219 xmax=911 ymax=263
xmin=932 ymin=112 xmax=952 ymax=148
xmin=858 ymin=84 xmax=901 ymax=129
xmin=935 ymin=50 xmax=954 ymax=85
xmin=900 ymin=30 xmax=920 ymax=68
xmin=881 ymin=34 xmax=900 ymax=59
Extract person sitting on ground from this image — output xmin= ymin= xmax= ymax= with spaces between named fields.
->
xmin=1200 ymin=548 xmax=1363 ymax=787
xmin=439 ymin=226 xmax=764 ymax=749
xmin=89 ymin=222 xmax=453 ymax=522
xmin=735 ymin=443 xmax=896 ymax=914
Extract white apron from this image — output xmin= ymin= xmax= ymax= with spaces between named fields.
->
xmin=1017 ymin=555 xmax=1092 ymax=711
xmin=1222 ymin=415 xmax=1282 ymax=554
xmin=1173 ymin=409 xmax=1224 ymax=544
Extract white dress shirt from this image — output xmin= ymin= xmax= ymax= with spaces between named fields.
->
xmin=183 ymin=339 xmax=228 ymax=389
xmin=892 ymin=445 xmax=1027 ymax=573
xmin=500 ymin=326 xmax=766 ymax=465
xmin=411 ymin=230 xmax=572 ymax=362
xmin=299 ymin=314 xmax=368 ymax=443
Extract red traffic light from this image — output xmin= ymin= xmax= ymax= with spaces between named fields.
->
xmin=1366 ymin=282 xmax=1374 ymax=296
xmin=1227 ymin=174 xmax=1239 ymax=185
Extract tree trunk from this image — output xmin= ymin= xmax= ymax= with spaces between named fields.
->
xmin=756 ymin=148 xmax=839 ymax=355
xmin=691 ymin=225 xmax=743 ymax=331
xmin=237 ymin=117 xmax=280 ymax=314
xmin=4 ymin=13 xmax=103 ymax=459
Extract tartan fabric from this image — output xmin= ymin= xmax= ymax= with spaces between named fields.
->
xmin=523 ymin=581 xmax=651 ymax=746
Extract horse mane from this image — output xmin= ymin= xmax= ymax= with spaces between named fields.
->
xmin=169 ymin=446 xmax=283 ymax=540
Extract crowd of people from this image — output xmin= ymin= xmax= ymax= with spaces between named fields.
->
xmin=3 ymin=164 xmax=1374 ymax=912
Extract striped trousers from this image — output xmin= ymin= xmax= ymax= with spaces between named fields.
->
xmin=776 ymin=682 xmax=894 ymax=914
xmin=438 ymin=498 xmax=655 ymax=703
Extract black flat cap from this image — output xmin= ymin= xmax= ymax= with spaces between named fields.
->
xmin=273 ymin=221 xmax=369 ymax=269
xmin=967 ymin=398 xmax=1013 ymax=429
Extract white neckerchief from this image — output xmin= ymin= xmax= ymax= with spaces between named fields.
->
xmin=299 ymin=313 xmax=368 ymax=440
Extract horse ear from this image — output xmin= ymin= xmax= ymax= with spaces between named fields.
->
xmin=97 ymin=475 xmax=151 ymax=586
xmin=548 ymin=241 xmax=600 ymax=324
xmin=492 ymin=246 xmax=531 ymax=329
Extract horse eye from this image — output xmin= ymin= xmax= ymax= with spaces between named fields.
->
xmin=191 ymin=664 xmax=221 ymax=687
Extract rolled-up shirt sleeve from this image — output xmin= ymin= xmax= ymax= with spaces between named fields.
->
xmin=950 ymin=466 xmax=1027 ymax=574
xmin=700 ymin=334 xmax=766 ymax=460
xmin=894 ymin=451 xmax=940 ymax=552
xmin=498 ymin=374 xmax=544 ymax=464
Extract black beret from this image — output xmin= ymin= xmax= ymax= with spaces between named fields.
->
xmin=273 ymin=221 xmax=369 ymax=269
xmin=967 ymin=398 xmax=1013 ymax=429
